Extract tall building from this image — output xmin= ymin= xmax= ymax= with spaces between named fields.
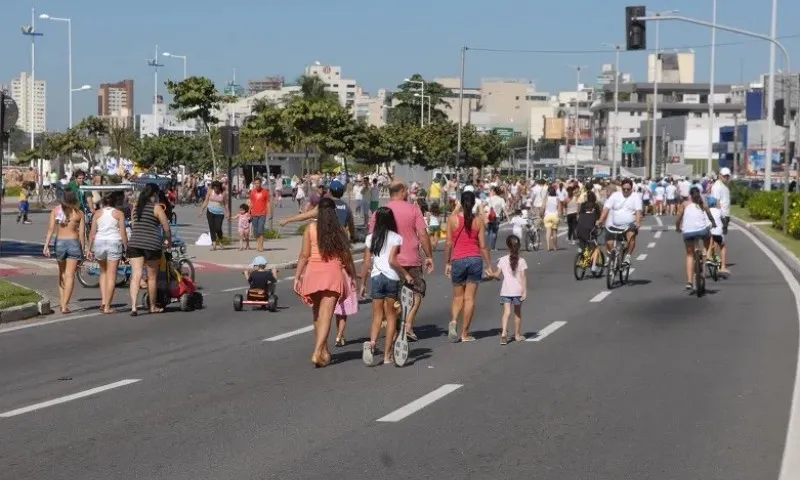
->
xmin=98 ymin=79 xmax=134 ymax=128
xmin=304 ymin=64 xmax=358 ymax=108
xmin=10 ymin=72 xmax=46 ymax=134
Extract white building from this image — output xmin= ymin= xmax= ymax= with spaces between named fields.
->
xmin=304 ymin=64 xmax=358 ymax=109
xmin=528 ymin=98 xmax=558 ymax=142
xmin=10 ymin=72 xmax=46 ymax=134
xmin=647 ymin=51 xmax=695 ymax=84
xmin=136 ymin=101 xmax=197 ymax=137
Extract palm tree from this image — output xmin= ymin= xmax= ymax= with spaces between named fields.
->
xmin=108 ymin=125 xmax=135 ymax=159
xmin=297 ymin=75 xmax=329 ymax=101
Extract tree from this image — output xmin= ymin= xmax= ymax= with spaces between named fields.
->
xmin=107 ymin=125 xmax=136 ymax=159
xmin=132 ymin=134 xmax=200 ymax=172
xmin=464 ymin=127 xmax=509 ymax=171
xmin=296 ymin=75 xmax=337 ymax=102
xmin=241 ymin=99 xmax=293 ymax=165
xmin=166 ymin=76 xmax=222 ymax=174
xmin=388 ymin=74 xmax=453 ymax=127
xmin=71 ymin=116 xmax=108 ymax=169
xmin=414 ymin=122 xmax=458 ymax=169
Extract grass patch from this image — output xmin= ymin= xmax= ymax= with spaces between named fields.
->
xmin=0 ymin=280 xmax=39 ymax=310
xmin=732 ymin=205 xmax=800 ymax=259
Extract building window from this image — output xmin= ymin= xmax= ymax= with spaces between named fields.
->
xmin=630 ymin=128 xmax=635 ymax=133
xmin=333 ymin=84 xmax=339 ymax=88
xmin=693 ymin=112 xmax=702 ymax=118
xmin=630 ymin=112 xmax=635 ymax=116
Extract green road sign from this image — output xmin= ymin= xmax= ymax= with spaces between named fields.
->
xmin=622 ymin=143 xmax=638 ymax=154
xmin=493 ymin=127 xmax=515 ymax=143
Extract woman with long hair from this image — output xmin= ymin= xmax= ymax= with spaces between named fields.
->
xmin=565 ymin=186 xmax=580 ymax=245
xmin=86 ymin=193 xmax=128 ymax=314
xmin=543 ymin=186 xmax=561 ymax=251
xmin=199 ymin=180 xmax=229 ymax=250
xmin=359 ymin=207 xmax=411 ymax=365
xmin=43 ymin=191 xmax=85 ymax=314
xmin=128 ymin=183 xmax=172 ymax=315
xmin=444 ymin=191 xmax=492 ymax=343
xmin=295 ymin=197 xmax=358 ymax=367
xmin=675 ymin=186 xmax=717 ymax=291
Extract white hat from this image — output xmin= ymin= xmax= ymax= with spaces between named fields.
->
xmin=463 ymin=185 xmax=475 ymax=192
xmin=719 ymin=167 xmax=731 ymax=177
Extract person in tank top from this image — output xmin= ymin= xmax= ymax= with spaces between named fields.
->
xmin=87 ymin=192 xmax=128 ymax=314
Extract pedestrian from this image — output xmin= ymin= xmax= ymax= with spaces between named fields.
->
xmin=235 ymin=204 xmax=251 ymax=250
xmin=86 ymin=192 xmax=128 ymax=314
xmin=43 ymin=191 xmax=86 ymax=314
xmin=248 ymin=177 xmax=270 ymax=252
xmin=543 ymin=186 xmax=562 ymax=251
xmin=486 ymin=234 xmax=528 ymax=345
xmin=199 ymin=180 xmax=228 ymax=251
xmin=128 ymin=183 xmax=172 ymax=316
xmin=426 ymin=202 xmax=442 ymax=252
xmin=294 ymin=198 xmax=358 ymax=368
xmin=359 ymin=207 xmax=412 ymax=366
xmin=444 ymin=190 xmax=492 ymax=343
xmin=565 ymin=186 xmax=580 ymax=245
xmin=710 ymin=168 xmax=731 ymax=274
xmin=17 ymin=181 xmax=33 ymax=224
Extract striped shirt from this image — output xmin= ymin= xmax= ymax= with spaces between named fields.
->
xmin=128 ymin=201 xmax=164 ymax=252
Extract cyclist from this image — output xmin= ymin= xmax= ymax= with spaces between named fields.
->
xmin=675 ymin=186 xmax=716 ymax=291
xmin=598 ymin=178 xmax=642 ymax=266
xmin=576 ymin=191 xmax=602 ymax=274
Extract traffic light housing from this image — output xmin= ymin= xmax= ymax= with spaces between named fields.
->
xmin=626 ymin=6 xmax=647 ymax=51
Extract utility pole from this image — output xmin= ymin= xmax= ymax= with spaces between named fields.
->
xmin=733 ymin=113 xmax=740 ymax=174
xmin=644 ymin=102 xmax=652 ymax=177
xmin=455 ymin=46 xmax=466 ymax=187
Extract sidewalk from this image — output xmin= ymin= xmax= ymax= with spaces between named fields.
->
xmin=1 ymin=196 xmax=52 ymax=215
xmin=187 ymin=235 xmax=366 ymax=270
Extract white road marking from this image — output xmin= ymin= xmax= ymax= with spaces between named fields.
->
xmin=527 ymin=321 xmax=568 ymax=342
xmin=737 ymin=226 xmax=800 ymax=480
xmin=262 ymin=325 xmax=314 ymax=342
xmin=637 ymin=254 xmax=648 ymax=261
xmin=647 ymin=242 xmax=656 ymax=249
xmin=9 ymin=258 xmax=57 ymax=269
xmin=590 ymin=291 xmax=612 ymax=303
xmin=0 ymin=312 xmax=104 ymax=335
xmin=0 ymin=262 xmax=18 ymax=269
xmin=655 ymin=215 xmax=664 ymax=227
xmin=0 ymin=379 xmax=141 ymax=418
xmin=376 ymin=384 xmax=463 ymax=422
xmin=654 ymin=231 xmax=663 ymax=239
xmin=221 ymin=286 xmax=247 ymax=292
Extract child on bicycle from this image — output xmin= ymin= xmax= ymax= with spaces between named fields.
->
xmin=485 ymin=235 xmax=527 ymax=345
xmin=706 ymin=196 xmax=724 ymax=266
xmin=576 ymin=191 xmax=602 ymax=273
xmin=509 ymin=209 xmax=528 ymax=240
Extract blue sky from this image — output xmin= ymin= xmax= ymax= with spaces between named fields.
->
xmin=2 ymin=0 xmax=800 ymax=132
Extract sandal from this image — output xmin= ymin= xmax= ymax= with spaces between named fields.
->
xmin=130 ymin=310 xmax=138 ymax=317
xmin=406 ymin=330 xmax=418 ymax=342
xmin=500 ymin=334 xmax=508 ymax=346
xmin=335 ymin=337 xmax=346 ymax=347
xmin=460 ymin=336 xmax=476 ymax=343
xmin=515 ymin=335 xmax=526 ymax=342
xmin=383 ymin=357 xmax=394 ymax=365
xmin=150 ymin=307 xmax=165 ymax=314
xmin=448 ymin=322 xmax=459 ymax=342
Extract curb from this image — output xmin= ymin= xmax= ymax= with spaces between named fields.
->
xmin=0 ymin=280 xmax=53 ymax=325
xmin=204 ymin=244 xmax=367 ymax=271
xmin=731 ymin=216 xmax=800 ymax=278
xmin=1 ymin=209 xmax=48 ymax=216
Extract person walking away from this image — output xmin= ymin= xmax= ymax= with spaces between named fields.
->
xmin=43 ymin=191 xmax=86 ymax=314
xmin=369 ymin=178 xmax=381 ymax=214
xmin=235 ymin=204 xmax=252 ymax=250
xmin=576 ymin=191 xmax=603 ymax=274
xmin=249 ymin=178 xmax=270 ymax=252
xmin=295 ymin=198 xmax=357 ymax=368
xmin=706 ymin=196 xmax=725 ymax=267
xmin=654 ymin=181 xmax=666 ymax=216
xmin=710 ymin=168 xmax=732 ymax=274
xmin=17 ymin=182 xmax=33 ymax=224
xmin=369 ymin=181 xmax=434 ymax=341
xmin=359 ymin=207 xmax=412 ymax=365
xmin=486 ymin=234 xmax=527 ymax=345
xmin=87 ymin=193 xmax=128 ymax=313
xmin=543 ymin=186 xmax=562 ymax=251
xmin=428 ymin=177 xmax=443 ymax=209
xmin=128 ymin=183 xmax=172 ymax=316
xmin=426 ymin=202 xmax=442 ymax=251
xmin=444 ymin=191 xmax=492 ymax=343
xmin=200 ymin=181 xmax=228 ymax=251
xmin=675 ymin=186 xmax=716 ymax=291
xmin=486 ymin=187 xmax=507 ymax=251
xmin=565 ymin=186 xmax=580 ymax=245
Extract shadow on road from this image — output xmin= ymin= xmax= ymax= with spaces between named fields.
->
xmin=626 ymin=279 xmax=653 ymax=287
xmin=472 ymin=327 xmax=502 ymax=340
xmin=414 ymin=324 xmax=447 ymax=340
xmin=407 ymin=347 xmax=433 ymax=365
xmin=0 ymin=240 xmax=46 ymax=258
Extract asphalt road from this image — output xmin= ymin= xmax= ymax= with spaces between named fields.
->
xmin=0 ymin=215 xmax=798 ymax=479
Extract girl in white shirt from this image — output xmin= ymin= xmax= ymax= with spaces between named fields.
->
xmin=676 ymin=187 xmax=717 ymax=291
xmin=486 ymin=235 xmax=527 ymax=345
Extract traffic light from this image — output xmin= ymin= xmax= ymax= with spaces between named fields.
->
xmin=625 ymin=6 xmax=647 ymax=51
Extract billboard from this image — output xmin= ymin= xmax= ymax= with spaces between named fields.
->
xmin=746 ymin=149 xmax=785 ymax=175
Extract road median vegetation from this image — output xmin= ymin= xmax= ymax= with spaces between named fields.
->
xmin=0 ymin=280 xmax=40 ymax=310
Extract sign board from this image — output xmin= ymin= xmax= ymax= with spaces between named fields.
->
xmin=492 ymin=127 xmax=515 ymax=143
xmin=622 ymin=143 xmax=638 ymax=154
xmin=683 ymin=94 xmax=700 ymax=104
xmin=1 ymin=94 xmax=18 ymax=131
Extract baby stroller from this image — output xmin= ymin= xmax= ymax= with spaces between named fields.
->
xmin=140 ymin=251 xmax=203 ymax=312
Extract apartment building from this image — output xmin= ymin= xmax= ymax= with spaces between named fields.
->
xmin=304 ymin=64 xmax=358 ymax=109
xmin=98 ymin=79 xmax=134 ymax=128
xmin=10 ymin=72 xmax=46 ymax=134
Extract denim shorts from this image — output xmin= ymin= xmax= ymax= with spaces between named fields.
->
xmin=501 ymin=296 xmax=522 ymax=305
xmin=54 ymin=239 xmax=82 ymax=261
xmin=683 ymin=228 xmax=710 ymax=242
xmin=370 ymin=273 xmax=400 ymax=299
xmin=93 ymin=240 xmax=123 ymax=261
xmin=251 ymin=215 xmax=266 ymax=236
xmin=451 ymin=257 xmax=483 ymax=285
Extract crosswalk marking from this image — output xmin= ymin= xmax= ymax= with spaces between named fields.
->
xmin=0 ymin=262 xmax=18 ymax=269
xmin=9 ymin=258 xmax=57 ymax=269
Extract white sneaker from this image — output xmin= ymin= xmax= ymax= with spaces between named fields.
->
xmin=362 ymin=342 xmax=374 ymax=366
xmin=624 ymin=254 xmax=632 ymax=265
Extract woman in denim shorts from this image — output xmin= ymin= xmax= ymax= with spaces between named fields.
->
xmin=444 ymin=191 xmax=493 ymax=343
xmin=43 ymin=191 xmax=86 ymax=314
xmin=87 ymin=193 xmax=128 ymax=314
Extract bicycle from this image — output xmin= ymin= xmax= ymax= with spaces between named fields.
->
xmin=524 ymin=216 xmax=543 ymax=252
xmin=573 ymin=229 xmax=605 ymax=281
xmin=605 ymin=224 xmax=634 ymax=289
xmin=706 ymin=244 xmax=721 ymax=282
xmin=691 ymin=236 xmax=707 ymax=297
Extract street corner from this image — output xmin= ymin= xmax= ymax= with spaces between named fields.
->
xmin=0 ymin=279 xmax=53 ymax=325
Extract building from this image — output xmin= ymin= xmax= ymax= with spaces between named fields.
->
xmin=10 ymin=72 xmax=46 ymax=134
xmin=248 ymin=76 xmax=284 ymax=96
xmin=304 ymin=64 xmax=358 ymax=109
xmin=135 ymin=97 xmax=197 ymax=137
xmin=98 ymin=79 xmax=134 ymax=128
xmin=357 ymin=88 xmax=390 ymax=127
xmin=647 ymin=51 xmax=695 ymax=84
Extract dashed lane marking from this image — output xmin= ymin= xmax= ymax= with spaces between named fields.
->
xmin=526 ymin=321 xmax=568 ymax=342
xmin=637 ymin=254 xmax=648 ymax=261
xmin=590 ymin=291 xmax=612 ymax=303
xmin=647 ymin=242 xmax=656 ymax=249
xmin=262 ymin=325 xmax=315 ymax=342
xmin=0 ymin=379 xmax=141 ymax=418
xmin=654 ymin=231 xmax=663 ymax=239
xmin=376 ymin=384 xmax=463 ymax=422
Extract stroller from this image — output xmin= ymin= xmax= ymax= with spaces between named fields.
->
xmin=140 ymin=251 xmax=203 ymax=312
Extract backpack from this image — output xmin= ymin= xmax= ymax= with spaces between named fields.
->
xmin=488 ymin=206 xmax=497 ymax=223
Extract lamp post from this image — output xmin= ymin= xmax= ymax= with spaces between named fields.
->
xmin=38 ymin=13 xmax=78 ymax=128
xmin=405 ymin=78 xmax=425 ymax=127
xmin=707 ymin=0 xmax=717 ymax=175
xmin=163 ymin=52 xmax=188 ymax=134
xmin=764 ymin=0 xmax=778 ymax=191
xmin=602 ymin=43 xmax=622 ymax=178
xmin=649 ymin=10 xmax=679 ymax=180
xmin=21 ymin=9 xmax=43 ymax=150
xmin=567 ymin=65 xmax=588 ymax=178
xmin=414 ymin=93 xmax=432 ymax=124
xmin=147 ymin=46 xmax=164 ymax=136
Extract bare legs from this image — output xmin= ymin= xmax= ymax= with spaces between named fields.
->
xmin=129 ymin=257 xmax=161 ymax=314
xmin=311 ymin=292 xmax=337 ymax=367
xmin=450 ymin=282 xmax=479 ymax=341
xmin=57 ymin=259 xmax=79 ymax=314
xmin=98 ymin=259 xmax=120 ymax=313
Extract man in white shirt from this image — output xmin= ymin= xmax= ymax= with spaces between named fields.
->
xmin=665 ymin=180 xmax=678 ymax=215
xmin=530 ymin=179 xmax=546 ymax=217
xmin=598 ymin=178 xmax=643 ymax=265
xmin=654 ymin=182 xmax=666 ymax=216
xmin=678 ymin=177 xmax=692 ymax=202
xmin=710 ymin=167 xmax=732 ymax=273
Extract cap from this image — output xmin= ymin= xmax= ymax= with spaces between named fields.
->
xmin=329 ymin=180 xmax=345 ymax=193
xmin=707 ymin=197 xmax=718 ymax=207
xmin=463 ymin=185 xmax=475 ymax=192
xmin=719 ymin=167 xmax=731 ymax=177
xmin=251 ymin=256 xmax=268 ymax=267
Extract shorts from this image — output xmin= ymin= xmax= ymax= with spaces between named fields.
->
xmin=54 ymin=239 xmax=82 ymax=261
xmin=127 ymin=247 xmax=161 ymax=261
xmin=427 ymin=225 xmax=440 ymax=235
xmin=543 ymin=213 xmax=560 ymax=229
xmin=722 ymin=216 xmax=730 ymax=235
xmin=605 ymin=225 xmax=637 ymax=242
xmin=683 ymin=228 xmax=710 ymax=242
xmin=654 ymin=199 xmax=664 ymax=205
xmin=18 ymin=201 xmax=29 ymax=213
xmin=370 ymin=201 xmax=379 ymax=211
xmin=667 ymin=199 xmax=678 ymax=205
xmin=711 ymin=234 xmax=725 ymax=247
xmin=450 ymin=257 xmax=483 ymax=285
xmin=500 ymin=296 xmax=522 ymax=305
xmin=370 ymin=273 xmax=400 ymax=299
xmin=93 ymin=240 xmax=123 ymax=261
xmin=251 ymin=215 xmax=266 ymax=236
xmin=643 ymin=199 xmax=651 ymax=207
xmin=401 ymin=266 xmax=427 ymax=297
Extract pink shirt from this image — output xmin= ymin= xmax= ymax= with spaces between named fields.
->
xmin=497 ymin=255 xmax=528 ymax=297
xmin=369 ymin=200 xmax=426 ymax=267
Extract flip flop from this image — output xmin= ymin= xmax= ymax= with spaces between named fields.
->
xmin=448 ymin=322 xmax=458 ymax=342
xmin=460 ymin=336 xmax=476 ymax=343
xmin=500 ymin=334 xmax=508 ymax=345
xmin=515 ymin=335 xmax=526 ymax=342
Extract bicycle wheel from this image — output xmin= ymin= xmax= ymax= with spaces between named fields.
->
xmin=592 ymin=249 xmax=606 ymax=278
xmin=178 ymin=259 xmax=196 ymax=283
xmin=525 ymin=231 xmax=534 ymax=252
xmin=573 ymin=251 xmax=586 ymax=281
xmin=77 ymin=260 xmax=101 ymax=288
xmin=694 ymin=251 xmax=705 ymax=297
xmin=621 ymin=263 xmax=631 ymax=285
xmin=606 ymin=250 xmax=616 ymax=289
xmin=533 ymin=229 xmax=541 ymax=251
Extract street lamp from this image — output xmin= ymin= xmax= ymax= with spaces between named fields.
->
xmin=414 ymin=93 xmax=432 ymax=124
xmin=602 ymin=43 xmax=622 ymax=178
xmin=71 ymin=84 xmax=91 ymax=93
xmin=405 ymin=78 xmax=425 ymax=127
xmin=162 ymin=52 xmax=188 ymax=80
xmin=649 ymin=9 xmax=679 ymax=179
xmin=21 ymin=9 xmax=43 ymax=150
xmin=707 ymin=0 xmax=717 ymax=175
xmin=567 ymin=65 xmax=588 ymax=178
xmin=39 ymin=13 xmax=77 ymax=128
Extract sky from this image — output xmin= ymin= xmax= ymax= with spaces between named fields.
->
xmin=2 ymin=0 xmax=800 ymax=132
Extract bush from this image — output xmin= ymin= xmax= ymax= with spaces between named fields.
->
xmin=295 ymin=224 xmax=308 ymax=235
xmin=264 ymin=229 xmax=281 ymax=240
xmin=730 ymin=182 xmax=753 ymax=207
xmin=4 ymin=186 xmax=21 ymax=197
xmin=747 ymin=191 xmax=785 ymax=222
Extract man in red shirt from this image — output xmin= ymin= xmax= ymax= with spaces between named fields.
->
xmin=369 ymin=180 xmax=434 ymax=341
xmin=249 ymin=177 xmax=271 ymax=252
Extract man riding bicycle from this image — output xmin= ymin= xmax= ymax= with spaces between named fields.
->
xmin=598 ymin=178 xmax=643 ymax=266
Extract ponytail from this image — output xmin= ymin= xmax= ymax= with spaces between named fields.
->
xmin=689 ymin=186 xmax=703 ymax=206
xmin=506 ymin=234 xmax=521 ymax=273
xmin=461 ymin=191 xmax=476 ymax=234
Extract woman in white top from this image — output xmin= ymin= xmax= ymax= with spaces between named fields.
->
xmin=543 ymin=186 xmax=562 ymax=251
xmin=565 ymin=186 xmax=581 ymax=245
xmin=87 ymin=193 xmax=128 ymax=313
xmin=675 ymin=186 xmax=717 ymax=291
